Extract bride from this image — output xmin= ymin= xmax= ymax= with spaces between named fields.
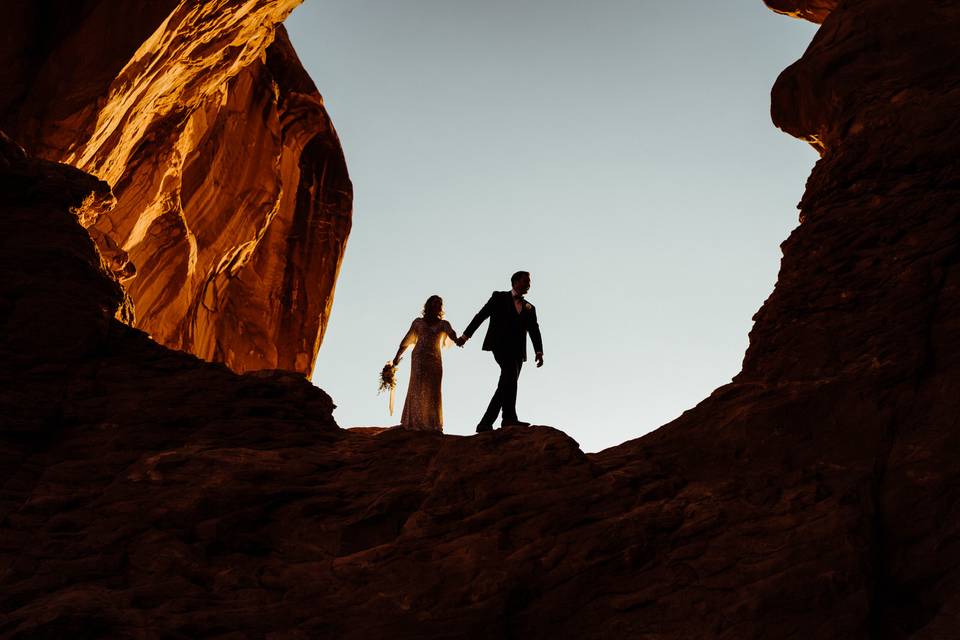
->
xmin=391 ymin=295 xmax=460 ymax=431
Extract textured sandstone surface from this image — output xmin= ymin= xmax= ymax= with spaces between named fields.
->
xmin=2 ymin=0 xmax=960 ymax=638
xmin=763 ymin=0 xmax=836 ymax=23
xmin=0 ymin=1 xmax=352 ymax=375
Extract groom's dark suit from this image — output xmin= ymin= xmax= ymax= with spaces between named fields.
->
xmin=463 ymin=290 xmax=543 ymax=428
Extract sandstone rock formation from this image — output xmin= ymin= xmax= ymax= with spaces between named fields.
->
xmin=0 ymin=0 xmax=352 ymax=375
xmin=2 ymin=0 xmax=960 ymax=638
xmin=0 ymin=131 xmax=340 ymax=635
xmin=764 ymin=0 xmax=835 ymax=23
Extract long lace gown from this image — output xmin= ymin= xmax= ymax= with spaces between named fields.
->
xmin=399 ymin=318 xmax=456 ymax=431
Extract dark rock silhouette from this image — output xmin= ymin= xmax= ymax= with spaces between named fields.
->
xmin=2 ymin=0 xmax=960 ymax=638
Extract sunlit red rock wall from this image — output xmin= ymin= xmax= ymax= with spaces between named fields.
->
xmin=764 ymin=0 xmax=835 ymax=23
xmin=0 ymin=0 xmax=352 ymax=375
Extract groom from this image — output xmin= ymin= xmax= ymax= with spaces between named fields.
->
xmin=458 ymin=271 xmax=544 ymax=432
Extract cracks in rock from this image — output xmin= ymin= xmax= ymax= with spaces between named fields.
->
xmin=863 ymin=228 xmax=960 ymax=636
xmin=865 ymin=398 xmax=900 ymax=638
xmin=916 ymin=240 xmax=960 ymax=381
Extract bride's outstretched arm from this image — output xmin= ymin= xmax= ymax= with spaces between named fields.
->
xmin=442 ymin=320 xmax=459 ymax=343
xmin=393 ymin=320 xmax=418 ymax=365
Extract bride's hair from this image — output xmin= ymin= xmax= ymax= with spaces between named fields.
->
xmin=422 ymin=295 xmax=444 ymax=321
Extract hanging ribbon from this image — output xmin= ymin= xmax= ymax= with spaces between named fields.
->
xmin=380 ymin=360 xmax=400 ymax=417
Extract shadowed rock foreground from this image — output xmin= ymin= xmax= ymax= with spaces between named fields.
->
xmin=2 ymin=0 xmax=960 ymax=638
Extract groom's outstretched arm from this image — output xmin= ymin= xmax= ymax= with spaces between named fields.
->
xmin=529 ymin=309 xmax=543 ymax=354
xmin=528 ymin=306 xmax=544 ymax=359
xmin=462 ymin=292 xmax=497 ymax=340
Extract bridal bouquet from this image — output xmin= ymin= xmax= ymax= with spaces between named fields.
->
xmin=379 ymin=359 xmax=400 ymax=416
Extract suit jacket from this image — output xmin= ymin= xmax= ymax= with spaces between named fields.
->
xmin=463 ymin=291 xmax=543 ymax=361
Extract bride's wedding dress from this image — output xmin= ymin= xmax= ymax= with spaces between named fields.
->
xmin=398 ymin=318 xmax=457 ymax=431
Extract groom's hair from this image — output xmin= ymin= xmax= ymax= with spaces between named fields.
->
xmin=511 ymin=270 xmax=530 ymax=285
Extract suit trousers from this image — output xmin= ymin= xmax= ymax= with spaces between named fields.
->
xmin=480 ymin=350 xmax=523 ymax=426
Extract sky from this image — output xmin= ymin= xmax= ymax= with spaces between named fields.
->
xmin=287 ymin=1 xmax=820 ymax=453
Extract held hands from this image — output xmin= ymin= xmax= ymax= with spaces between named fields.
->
xmin=455 ymin=336 xmax=467 ymax=347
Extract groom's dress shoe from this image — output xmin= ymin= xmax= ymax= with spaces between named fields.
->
xmin=476 ymin=424 xmax=493 ymax=433
xmin=501 ymin=420 xmax=530 ymax=428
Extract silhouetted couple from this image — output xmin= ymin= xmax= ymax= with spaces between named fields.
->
xmin=391 ymin=271 xmax=544 ymax=433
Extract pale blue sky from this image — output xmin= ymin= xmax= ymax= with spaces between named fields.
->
xmin=288 ymin=1 xmax=819 ymax=453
